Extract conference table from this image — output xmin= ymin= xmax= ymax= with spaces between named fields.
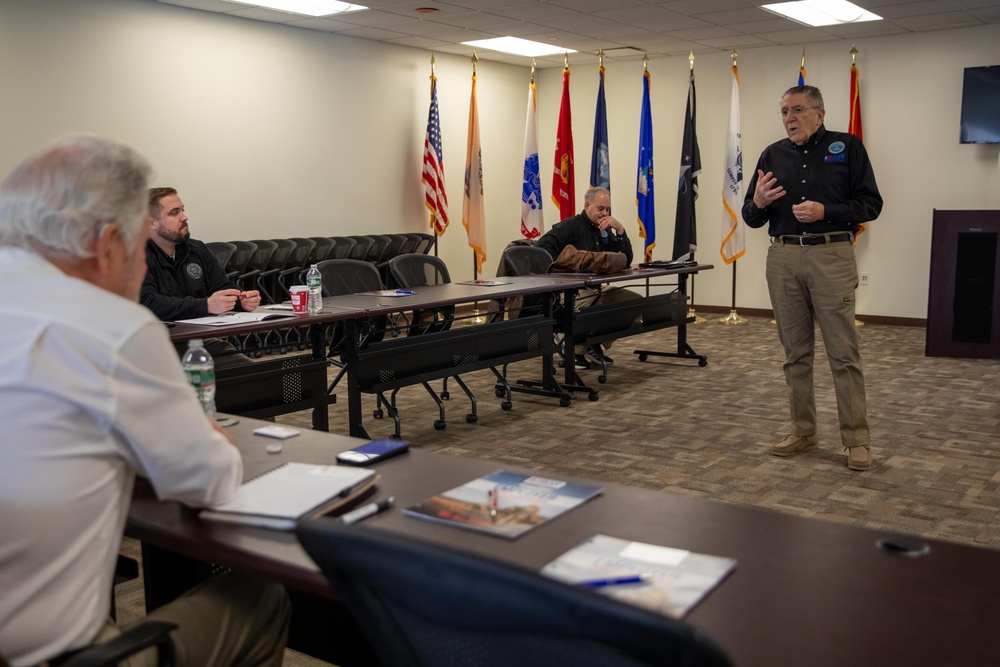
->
xmin=166 ymin=266 xmax=711 ymax=437
xmin=127 ymin=418 xmax=1000 ymax=667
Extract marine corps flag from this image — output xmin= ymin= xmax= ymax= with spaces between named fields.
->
xmin=422 ymin=65 xmax=449 ymax=237
xmin=521 ymin=73 xmax=544 ymax=240
xmin=673 ymin=65 xmax=701 ymax=261
xmin=590 ymin=62 xmax=610 ymax=190
xmin=463 ymin=63 xmax=487 ymax=274
xmin=636 ymin=67 xmax=655 ymax=263
xmin=720 ymin=63 xmax=744 ymax=264
xmin=552 ymin=62 xmax=575 ymax=220
xmin=849 ymin=50 xmax=866 ymax=237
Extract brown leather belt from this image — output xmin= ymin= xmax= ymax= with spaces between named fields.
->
xmin=772 ymin=233 xmax=854 ymax=246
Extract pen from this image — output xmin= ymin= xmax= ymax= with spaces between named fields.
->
xmin=394 ymin=290 xmax=415 ymax=296
xmin=575 ymin=574 xmax=650 ymax=589
xmin=340 ymin=497 xmax=394 ymax=525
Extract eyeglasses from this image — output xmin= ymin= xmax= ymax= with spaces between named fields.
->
xmin=780 ymin=106 xmax=820 ymax=118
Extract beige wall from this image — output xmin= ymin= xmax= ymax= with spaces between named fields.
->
xmin=2 ymin=0 xmax=999 ymax=318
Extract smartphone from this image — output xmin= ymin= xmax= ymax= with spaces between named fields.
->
xmin=336 ymin=439 xmax=410 ymax=466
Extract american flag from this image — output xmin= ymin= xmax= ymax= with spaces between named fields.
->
xmin=423 ymin=74 xmax=449 ymax=236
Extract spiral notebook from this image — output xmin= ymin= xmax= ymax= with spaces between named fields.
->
xmin=199 ymin=462 xmax=377 ymax=530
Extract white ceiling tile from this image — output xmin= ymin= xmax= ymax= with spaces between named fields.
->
xmin=877 ymin=0 xmax=969 ymax=17
xmin=592 ymin=5 xmax=712 ymax=31
xmin=157 ymin=0 xmax=244 ymax=12
xmin=892 ymin=10 xmax=984 ymax=25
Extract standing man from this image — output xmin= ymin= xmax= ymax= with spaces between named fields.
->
xmin=743 ymin=85 xmax=882 ymax=471
xmin=142 ymin=187 xmax=260 ymax=320
xmin=536 ymin=186 xmax=639 ymax=369
xmin=0 ymin=135 xmax=289 ymax=666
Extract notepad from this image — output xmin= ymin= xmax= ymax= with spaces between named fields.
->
xmin=199 ymin=463 xmax=377 ymax=530
xmin=176 ymin=311 xmax=297 ymax=326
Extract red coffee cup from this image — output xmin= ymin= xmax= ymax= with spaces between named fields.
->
xmin=289 ymin=285 xmax=309 ymax=313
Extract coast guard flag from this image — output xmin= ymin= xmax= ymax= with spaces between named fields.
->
xmin=521 ymin=80 xmax=544 ymax=240
xmin=849 ymin=61 xmax=866 ymax=237
xmin=590 ymin=66 xmax=610 ymax=190
xmin=463 ymin=71 xmax=487 ymax=274
xmin=720 ymin=64 xmax=744 ymax=264
xmin=552 ymin=65 xmax=575 ymax=220
xmin=673 ymin=69 xmax=701 ymax=261
xmin=423 ymin=73 xmax=449 ymax=236
xmin=636 ymin=70 xmax=655 ymax=263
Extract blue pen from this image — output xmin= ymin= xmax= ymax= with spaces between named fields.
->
xmin=576 ymin=574 xmax=650 ymax=588
xmin=394 ymin=290 xmax=415 ymax=296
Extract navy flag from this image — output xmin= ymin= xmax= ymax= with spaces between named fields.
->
xmin=673 ymin=68 xmax=701 ymax=260
xmin=590 ymin=66 xmax=610 ymax=190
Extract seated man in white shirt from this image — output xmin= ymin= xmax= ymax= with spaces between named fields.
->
xmin=0 ymin=135 xmax=289 ymax=667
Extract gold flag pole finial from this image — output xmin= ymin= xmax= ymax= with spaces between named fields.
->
xmin=689 ymin=51 xmax=694 ymax=71
xmin=643 ymin=53 xmax=648 ymax=71
xmin=598 ymin=48 xmax=604 ymax=68
xmin=430 ymin=54 xmax=435 ymax=78
xmin=530 ymin=58 xmax=536 ymax=83
xmin=472 ymin=51 xmax=478 ymax=75
xmin=564 ymin=51 xmax=569 ymax=68
xmin=800 ymin=46 xmax=805 ymax=69
xmin=731 ymin=49 xmax=737 ymax=67
xmin=850 ymin=44 xmax=858 ymax=65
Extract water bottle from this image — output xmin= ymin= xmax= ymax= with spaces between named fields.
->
xmin=306 ymin=264 xmax=323 ymax=314
xmin=181 ymin=339 xmax=216 ymax=418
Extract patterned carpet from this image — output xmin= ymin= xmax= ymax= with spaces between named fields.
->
xmin=117 ymin=316 xmax=1000 ymax=665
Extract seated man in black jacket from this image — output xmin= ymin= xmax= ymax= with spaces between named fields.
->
xmin=141 ymin=187 xmax=261 ymax=365
xmin=536 ymin=186 xmax=641 ymax=369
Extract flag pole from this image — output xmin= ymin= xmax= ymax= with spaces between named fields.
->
xmin=683 ymin=51 xmax=705 ymax=325
xmin=850 ymin=44 xmax=864 ymax=328
xmin=430 ymin=54 xmax=440 ymax=258
xmin=719 ymin=49 xmax=747 ymax=326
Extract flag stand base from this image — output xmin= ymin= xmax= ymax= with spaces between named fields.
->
xmin=855 ymin=319 xmax=864 ymax=327
xmin=718 ymin=309 xmax=748 ymax=326
xmin=687 ymin=307 xmax=707 ymax=325
xmin=471 ymin=308 xmax=487 ymax=325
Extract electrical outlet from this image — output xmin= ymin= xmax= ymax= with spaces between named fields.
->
xmin=860 ymin=272 xmax=870 ymax=286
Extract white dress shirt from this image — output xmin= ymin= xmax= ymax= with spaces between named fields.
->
xmin=0 ymin=247 xmax=242 ymax=667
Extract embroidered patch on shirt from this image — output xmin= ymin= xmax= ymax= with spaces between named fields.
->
xmin=828 ymin=141 xmax=846 ymax=154
xmin=824 ymin=154 xmax=847 ymax=163
xmin=186 ymin=263 xmax=204 ymax=280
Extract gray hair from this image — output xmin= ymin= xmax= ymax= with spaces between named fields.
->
xmin=584 ymin=186 xmax=609 ymax=204
xmin=782 ymin=85 xmax=825 ymax=110
xmin=0 ymin=134 xmax=152 ymax=260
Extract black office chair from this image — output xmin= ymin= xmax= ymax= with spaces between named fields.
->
xmin=205 ymin=241 xmax=237 ymax=280
xmin=362 ymin=235 xmax=389 ymax=263
xmin=307 ymin=236 xmax=336 ymax=264
xmin=346 ymin=235 xmax=376 ymax=262
xmin=411 ymin=232 xmax=436 ymax=255
xmin=0 ymin=621 xmax=178 ymax=667
xmin=276 ymin=237 xmax=317 ymax=300
xmin=328 ymin=236 xmax=357 ymax=260
xmin=297 ymin=521 xmax=732 ymax=667
xmin=387 ymin=254 xmax=476 ymax=430
xmin=227 ymin=240 xmax=257 ymax=281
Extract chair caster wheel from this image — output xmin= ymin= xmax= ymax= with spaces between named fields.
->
xmin=441 ymin=391 xmax=450 ymax=400
xmin=501 ymin=401 xmax=512 ymax=411
xmin=588 ymin=392 xmax=599 ymax=402
xmin=466 ymin=414 xmax=477 ymax=424
xmin=495 ymin=388 xmax=505 ymax=398
xmin=638 ymin=353 xmax=648 ymax=362
xmin=434 ymin=420 xmax=446 ymax=430
xmin=373 ymin=409 xmax=383 ymax=419
xmin=559 ymin=398 xmax=571 ymax=407
xmin=598 ymin=375 xmax=607 ymax=384
xmin=699 ymin=357 xmax=708 ymax=367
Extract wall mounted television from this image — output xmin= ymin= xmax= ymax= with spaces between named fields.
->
xmin=960 ymin=65 xmax=1000 ymax=144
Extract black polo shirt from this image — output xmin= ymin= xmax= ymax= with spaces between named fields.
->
xmin=742 ymin=125 xmax=882 ymax=236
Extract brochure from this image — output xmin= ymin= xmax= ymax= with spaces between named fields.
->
xmin=403 ymin=470 xmax=603 ymax=540
xmin=541 ymin=534 xmax=736 ymax=618
xmin=457 ymin=279 xmax=512 ymax=286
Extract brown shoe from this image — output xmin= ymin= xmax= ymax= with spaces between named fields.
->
xmin=847 ymin=445 xmax=872 ymax=471
xmin=771 ymin=434 xmax=818 ymax=457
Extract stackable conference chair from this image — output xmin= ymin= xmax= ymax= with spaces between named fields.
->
xmin=307 ymin=236 xmax=336 ymax=264
xmin=387 ymin=253 xmax=477 ymax=430
xmin=227 ymin=240 xmax=258 ymax=283
xmin=296 ymin=521 xmax=732 ymax=667
xmin=346 ymin=235 xmax=376 ymax=262
xmin=410 ymin=232 xmax=435 ymax=255
xmin=205 ymin=241 xmax=237 ymax=280
xmin=362 ymin=235 xmax=390 ymax=263
xmin=328 ymin=236 xmax=357 ymax=260
xmin=276 ymin=237 xmax=317 ymax=300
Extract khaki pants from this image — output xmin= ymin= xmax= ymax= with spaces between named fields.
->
xmin=765 ymin=240 xmax=870 ymax=448
xmin=88 ymin=572 xmax=289 ymax=667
